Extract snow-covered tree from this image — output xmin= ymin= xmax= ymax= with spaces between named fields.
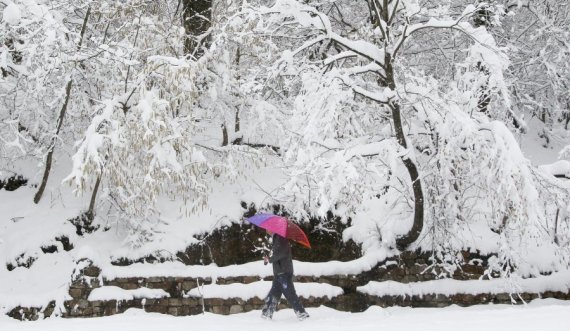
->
xmin=495 ymin=1 xmax=570 ymax=144
xmin=0 ymin=0 xmax=91 ymax=201
xmin=223 ymin=0 xmax=570 ymax=275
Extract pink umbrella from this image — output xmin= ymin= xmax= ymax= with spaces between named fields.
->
xmin=246 ymin=214 xmax=311 ymax=249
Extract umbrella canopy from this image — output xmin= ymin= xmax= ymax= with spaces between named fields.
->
xmin=246 ymin=213 xmax=311 ymax=249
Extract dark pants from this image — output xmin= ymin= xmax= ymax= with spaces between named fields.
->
xmin=261 ymin=273 xmax=306 ymax=317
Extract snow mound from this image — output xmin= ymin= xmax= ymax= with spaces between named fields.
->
xmin=186 ymin=281 xmax=343 ymax=300
xmin=88 ymin=287 xmax=170 ymax=301
xmin=358 ymin=270 xmax=570 ymax=297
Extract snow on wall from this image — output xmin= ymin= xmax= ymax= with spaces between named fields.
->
xmin=186 ymin=281 xmax=343 ymax=300
xmin=88 ymin=287 xmax=170 ymax=301
xmin=358 ymin=270 xmax=570 ymax=298
xmin=101 ymin=248 xmax=390 ymax=280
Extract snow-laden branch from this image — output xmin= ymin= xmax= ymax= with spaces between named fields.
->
xmin=392 ymin=4 xmax=493 ymax=57
xmin=340 ymin=140 xmax=394 ymax=161
xmin=259 ymin=0 xmax=386 ymax=69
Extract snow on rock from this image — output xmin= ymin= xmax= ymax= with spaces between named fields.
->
xmin=358 ymin=270 xmax=570 ymax=298
xmin=186 ymin=281 xmax=343 ymax=300
xmin=88 ymin=287 xmax=170 ymax=301
xmin=539 ymin=160 xmax=570 ymax=178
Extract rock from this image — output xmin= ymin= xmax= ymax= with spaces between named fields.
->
xmin=229 ymin=305 xmax=243 ymax=314
xmin=169 ymin=298 xmax=183 ymax=306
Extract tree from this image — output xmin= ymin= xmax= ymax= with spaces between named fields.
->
xmin=496 ymin=1 xmax=570 ymax=144
xmin=231 ymin=0 xmax=515 ymax=250
xmin=0 ymin=0 xmax=92 ymax=203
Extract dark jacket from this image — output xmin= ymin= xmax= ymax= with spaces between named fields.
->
xmin=269 ymin=234 xmax=294 ymax=275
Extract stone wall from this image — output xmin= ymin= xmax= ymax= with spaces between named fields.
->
xmin=7 ymin=253 xmax=570 ymax=321
xmin=0 ymin=175 xmax=27 ymax=191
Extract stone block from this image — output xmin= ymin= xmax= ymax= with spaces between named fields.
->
xmin=251 ymin=297 xmax=264 ymax=305
xmin=69 ymin=288 xmax=84 ymax=299
xmin=89 ymin=278 xmax=101 ymax=288
xmin=104 ymin=305 xmax=117 ymax=316
xmin=182 ymin=281 xmax=196 ymax=291
xmin=182 ymin=298 xmax=198 ymax=307
xmin=91 ymin=300 xmax=104 ymax=307
xmin=168 ymin=307 xmax=179 ymax=316
xmin=190 ymin=307 xmax=204 ymax=315
xmin=77 ymin=299 xmax=89 ymax=309
xmin=229 ymin=305 xmax=243 ymax=314
xmin=494 ymin=293 xmax=510 ymax=302
xmin=124 ymin=283 xmax=139 ymax=290
xmin=144 ymin=299 xmax=156 ymax=306
xmin=212 ymin=305 xmax=229 ymax=315
xmin=178 ymin=306 xmax=190 ymax=315
xmin=242 ymin=276 xmax=258 ymax=284
xmin=82 ymin=307 xmax=94 ymax=316
xmin=169 ymin=298 xmax=183 ymax=306
xmin=146 ymin=305 xmax=167 ymax=314
xmin=83 ymin=266 xmax=101 ymax=278
xmin=207 ymin=298 xmax=224 ymax=306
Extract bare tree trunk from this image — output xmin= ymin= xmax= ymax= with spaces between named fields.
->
xmin=364 ymin=2 xmax=425 ymax=250
xmin=34 ymin=6 xmax=91 ymax=204
xmin=87 ymin=173 xmax=102 ymax=221
xmin=384 ymin=37 xmax=425 ymax=251
xmin=234 ymin=47 xmax=241 ymax=134
xmin=554 ymin=208 xmax=560 ymax=245
xmin=34 ymin=80 xmax=73 ymax=204
xmin=391 ymin=101 xmax=425 ymax=250
xmin=232 ymin=46 xmax=243 ymax=145
xmin=221 ymin=123 xmax=229 ymax=146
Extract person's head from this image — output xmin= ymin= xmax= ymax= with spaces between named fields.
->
xmin=266 ymin=229 xmax=273 ymax=236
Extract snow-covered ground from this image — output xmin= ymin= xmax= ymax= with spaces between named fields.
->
xmin=1 ymin=300 xmax=569 ymax=331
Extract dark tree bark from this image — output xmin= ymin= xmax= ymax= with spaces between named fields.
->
xmin=34 ymin=80 xmax=73 ymax=204
xmin=384 ymin=55 xmax=425 ymax=251
xmin=365 ymin=1 xmax=425 ymax=250
xmin=87 ymin=173 xmax=102 ymax=221
xmin=221 ymin=123 xmax=229 ymax=146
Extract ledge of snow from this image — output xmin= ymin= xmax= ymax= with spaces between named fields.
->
xmin=186 ymin=281 xmax=343 ymax=300
xmin=101 ymin=249 xmax=389 ymax=280
xmin=539 ymin=160 xmax=570 ymax=178
xmin=88 ymin=286 xmax=170 ymax=301
xmin=358 ymin=271 xmax=570 ymax=298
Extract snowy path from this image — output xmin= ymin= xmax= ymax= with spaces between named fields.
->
xmin=1 ymin=299 xmax=569 ymax=331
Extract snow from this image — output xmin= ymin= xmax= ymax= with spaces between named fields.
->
xmin=539 ymin=160 xmax=570 ymax=178
xmin=2 ymin=2 xmax=21 ymax=25
xmin=186 ymin=281 xmax=343 ymax=300
xmin=0 ymin=254 xmax=73 ymax=315
xmin=88 ymin=287 xmax=170 ymax=301
xmin=1 ymin=0 xmax=570 ymax=326
xmin=101 ymin=251 xmax=390 ymax=280
xmin=359 ymin=270 xmax=570 ymax=298
xmin=1 ymin=300 xmax=570 ymax=331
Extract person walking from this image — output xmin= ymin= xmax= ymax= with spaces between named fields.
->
xmin=261 ymin=230 xmax=310 ymax=321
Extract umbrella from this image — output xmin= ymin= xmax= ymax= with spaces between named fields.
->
xmin=246 ymin=213 xmax=311 ymax=249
